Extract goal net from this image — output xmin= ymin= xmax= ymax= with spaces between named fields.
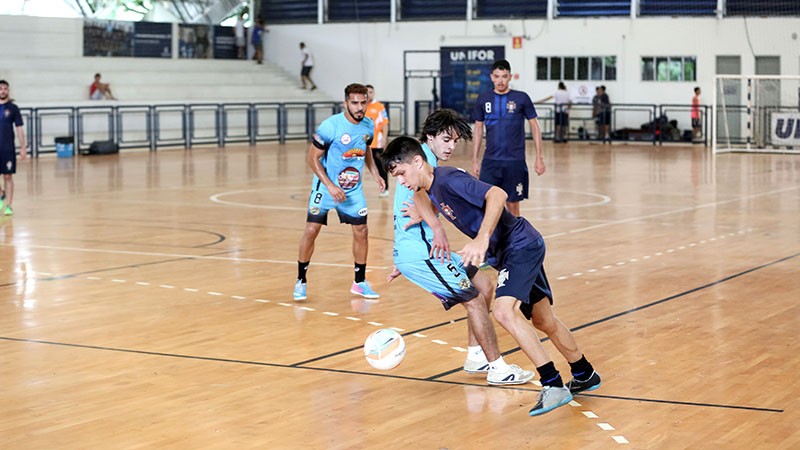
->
xmin=713 ymin=75 xmax=800 ymax=154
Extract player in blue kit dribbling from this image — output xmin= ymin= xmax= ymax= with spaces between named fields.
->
xmin=293 ymin=83 xmax=385 ymax=301
xmin=386 ymin=109 xmax=533 ymax=385
xmin=383 ymin=136 xmax=601 ymax=417
xmin=471 ymin=59 xmax=544 ymax=217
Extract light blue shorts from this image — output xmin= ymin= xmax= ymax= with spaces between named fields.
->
xmin=396 ymin=253 xmax=479 ymax=310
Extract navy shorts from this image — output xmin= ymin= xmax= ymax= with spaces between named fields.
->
xmin=494 ymin=237 xmax=553 ymax=320
xmin=301 ymin=66 xmax=313 ymax=77
xmin=0 ymin=147 xmax=16 ymax=174
xmin=597 ymin=111 xmax=611 ymax=126
xmin=480 ymin=159 xmax=528 ymax=202
xmin=555 ymin=112 xmax=569 ymax=127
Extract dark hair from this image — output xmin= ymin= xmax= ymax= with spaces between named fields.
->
xmin=420 ymin=109 xmax=472 ymax=143
xmin=600 ymin=85 xmax=606 ymax=91
xmin=558 ymin=82 xmax=566 ymax=90
xmin=0 ymin=80 xmax=8 ymax=87
xmin=344 ymin=83 xmax=368 ymax=99
xmin=95 ymin=73 xmax=101 ymax=78
xmin=299 ymin=42 xmax=305 ymax=48
xmin=365 ymin=84 xmax=374 ymax=89
xmin=382 ymin=136 xmax=426 ymax=173
xmin=694 ymin=86 xmax=700 ymax=94
xmin=491 ymin=59 xmax=511 ymax=72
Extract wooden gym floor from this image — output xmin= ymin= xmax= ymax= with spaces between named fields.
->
xmin=1 ymin=140 xmax=798 ymax=449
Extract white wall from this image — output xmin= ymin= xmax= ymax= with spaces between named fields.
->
xmin=264 ymin=16 xmax=799 ymax=109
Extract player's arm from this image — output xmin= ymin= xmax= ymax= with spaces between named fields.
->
xmin=458 ymin=186 xmax=506 ymax=267
xmin=471 ymin=121 xmax=484 ymax=177
xmin=15 ymin=112 xmax=26 ymax=159
xmin=529 ymin=117 xmax=545 ymax=176
xmin=412 ymin=189 xmax=450 ymax=262
xmin=364 ymin=140 xmax=386 ymax=192
xmin=307 ymin=143 xmax=345 ymax=203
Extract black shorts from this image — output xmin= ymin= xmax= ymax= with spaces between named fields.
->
xmin=479 ymin=159 xmax=528 ymax=202
xmin=555 ymin=112 xmax=569 ymax=126
xmin=0 ymin=147 xmax=16 ymax=174
xmin=691 ymin=118 xmax=701 ymax=128
xmin=597 ymin=111 xmax=611 ymax=126
xmin=301 ymin=66 xmax=313 ymax=77
xmin=493 ymin=238 xmax=554 ymax=320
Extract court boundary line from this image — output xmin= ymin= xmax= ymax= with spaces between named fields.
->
xmin=0 ymin=335 xmax=782 ymax=414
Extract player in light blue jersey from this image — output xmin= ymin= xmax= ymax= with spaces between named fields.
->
xmin=294 ymin=83 xmax=386 ymax=301
xmin=386 ymin=109 xmax=533 ymax=386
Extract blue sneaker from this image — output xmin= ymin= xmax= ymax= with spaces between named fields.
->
xmin=293 ymin=280 xmax=307 ymax=301
xmin=528 ymin=386 xmax=573 ymax=417
xmin=350 ymin=281 xmax=380 ymax=299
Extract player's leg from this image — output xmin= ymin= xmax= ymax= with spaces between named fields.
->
xmin=2 ymin=173 xmax=14 ymax=215
xmin=294 ymin=185 xmax=335 ymax=300
xmin=530 ymin=300 xmax=601 ymax=394
xmin=337 ymin=194 xmax=378 ymax=298
xmin=501 ymin=161 xmax=528 ymax=217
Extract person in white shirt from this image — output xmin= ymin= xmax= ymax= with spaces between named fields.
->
xmin=299 ymin=42 xmax=317 ymax=90
xmin=235 ymin=13 xmax=246 ymax=60
xmin=538 ymin=82 xmax=572 ymax=143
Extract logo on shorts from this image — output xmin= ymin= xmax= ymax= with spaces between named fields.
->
xmin=358 ymin=207 xmax=368 ymax=216
xmin=458 ymin=277 xmax=472 ymax=290
xmin=516 ymin=183 xmax=523 ymax=196
xmin=309 ymin=207 xmax=321 ymax=215
xmin=338 ymin=166 xmax=361 ymax=189
xmin=439 ymin=203 xmax=456 ymax=221
xmin=506 ymin=101 xmax=517 ymax=113
xmin=5 ymin=161 xmax=11 ymax=171
xmin=341 ymin=133 xmax=351 ymax=145
xmin=497 ymin=268 xmax=509 ymax=288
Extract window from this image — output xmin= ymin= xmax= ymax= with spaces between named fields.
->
xmin=537 ymin=56 xmax=616 ymax=81
xmin=642 ymin=56 xmax=697 ymax=81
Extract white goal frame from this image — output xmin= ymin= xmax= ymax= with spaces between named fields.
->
xmin=712 ymin=74 xmax=800 ymax=154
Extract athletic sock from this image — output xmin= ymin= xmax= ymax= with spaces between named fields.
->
xmin=489 ymin=356 xmax=510 ymax=372
xmin=297 ymin=261 xmax=309 ymax=283
xmin=354 ymin=263 xmax=366 ymax=283
xmin=568 ymin=355 xmax=595 ymax=381
xmin=536 ymin=361 xmax=564 ymax=388
xmin=467 ymin=345 xmax=486 ymax=362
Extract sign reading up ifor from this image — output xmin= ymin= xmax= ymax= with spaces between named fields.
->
xmin=771 ymin=113 xmax=800 ymax=146
xmin=440 ymin=46 xmax=505 ymax=120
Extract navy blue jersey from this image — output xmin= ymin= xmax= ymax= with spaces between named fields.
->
xmin=0 ymin=102 xmax=23 ymax=152
xmin=472 ymin=89 xmax=537 ymax=161
xmin=427 ymin=166 xmax=541 ymax=266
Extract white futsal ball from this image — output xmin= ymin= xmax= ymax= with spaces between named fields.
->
xmin=363 ymin=328 xmax=406 ymax=370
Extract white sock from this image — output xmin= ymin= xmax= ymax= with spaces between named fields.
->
xmin=467 ymin=346 xmax=486 ymax=362
xmin=489 ymin=357 xmax=510 ymax=372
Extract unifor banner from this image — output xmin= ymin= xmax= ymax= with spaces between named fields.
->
xmin=440 ymin=46 xmax=505 ymax=120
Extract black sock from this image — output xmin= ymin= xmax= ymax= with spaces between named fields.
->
xmin=354 ymin=263 xmax=366 ymax=283
xmin=536 ymin=361 xmax=563 ymax=388
xmin=568 ymin=355 xmax=594 ymax=381
xmin=298 ymin=261 xmax=309 ymax=283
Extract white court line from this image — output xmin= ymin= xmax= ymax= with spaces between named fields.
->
xmin=582 ymin=411 xmax=599 ymax=419
xmin=598 ymin=423 xmax=616 ymax=431
xmin=612 ymin=436 xmax=630 ymax=444
xmin=431 ymin=339 xmax=448 ymax=345
xmin=0 ymin=243 xmax=389 ymax=270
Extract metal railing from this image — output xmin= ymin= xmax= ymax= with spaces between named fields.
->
xmin=21 ymin=100 xmax=407 ymax=157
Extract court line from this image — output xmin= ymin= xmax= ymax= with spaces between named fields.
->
xmin=0 ymin=242 xmax=390 ymax=270
xmin=0 ymin=335 xmax=782 ymax=414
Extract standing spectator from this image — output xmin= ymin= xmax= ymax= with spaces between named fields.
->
xmin=691 ymin=87 xmax=702 ymax=142
xmin=592 ymin=85 xmax=611 ymax=144
xmin=89 ymin=73 xmax=116 ymax=100
xmin=251 ymin=18 xmax=264 ymax=64
xmin=365 ymin=84 xmax=390 ymax=197
xmin=299 ymin=42 xmax=317 ymax=91
xmin=235 ymin=13 xmax=246 ymax=60
xmin=538 ymin=82 xmax=572 ymax=143
xmin=471 ymin=59 xmax=544 ymax=218
xmin=0 ymin=80 xmax=27 ymax=216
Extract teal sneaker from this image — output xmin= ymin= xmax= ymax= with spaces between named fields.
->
xmin=350 ymin=281 xmax=380 ymax=299
xmin=293 ymin=280 xmax=307 ymax=301
xmin=528 ymin=386 xmax=573 ymax=417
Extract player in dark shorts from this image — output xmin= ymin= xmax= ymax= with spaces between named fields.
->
xmin=383 ymin=136 xmax=601 ymax=417
xmin=0 ymin=79 xmax=28 ymax=216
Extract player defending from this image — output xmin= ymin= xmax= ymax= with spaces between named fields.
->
xmin=387 ymin=109 xmax=533 ymax=385
xmin=293 ymin=83 xmax=386 ymax=301
xmin=471 ymin=59 xmax=544 ymax=217
xmin=0 ymin=80 xmax=27 ymax=216
xmin=383 ymin=137 xmax=601 ymax=417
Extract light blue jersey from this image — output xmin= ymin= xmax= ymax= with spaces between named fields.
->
xmin=311 ymin=112 xmax=374 ymax=194
xmin=392 ymin=143 xmax=438 ymax=264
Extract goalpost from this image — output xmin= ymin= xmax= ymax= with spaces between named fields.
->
xmin=712 ymin=75 xmax=800 ymax=154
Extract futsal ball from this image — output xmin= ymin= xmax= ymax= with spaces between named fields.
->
xmin=363 ymin=328 xmax=406 ymax=370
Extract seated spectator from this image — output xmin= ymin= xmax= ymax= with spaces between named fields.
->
xmin=90 ymin=73 xmax=116 ymax=100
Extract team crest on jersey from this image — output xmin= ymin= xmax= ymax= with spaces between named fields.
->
xmin=341 ymin=133 xmax=352 ymax=145
xmin=341 ymin=148 xmax=366 ymax=159
xmin=506 ymin=101 xmax=517 ymax=113
xmin=338 ymin=166 xmax=361 ymax=189
xmin=363 ymin=134 xmax=371 ymax=144
xmin=439 ymin=203 xmax=456 ymax=221
xmin=3 ymin=109 xmax=9 ymax=118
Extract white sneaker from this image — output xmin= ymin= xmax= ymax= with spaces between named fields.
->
xmin=463 ymin=358 xmax=490 ymax=374
xmin=379 ymin=189 xmax=390 ymax=198
xmin=487 ymin=364 xmax=534 ymax=385
xmin=528 ymin=386 xmax=573 ymax=416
